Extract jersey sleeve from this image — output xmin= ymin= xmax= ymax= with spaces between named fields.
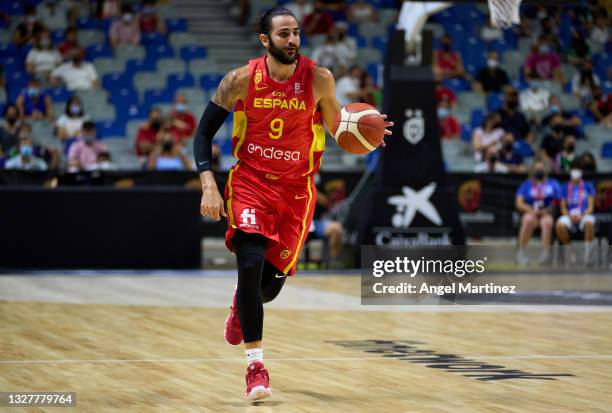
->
xmin=516 ymin=180 xmax=529 ymax=199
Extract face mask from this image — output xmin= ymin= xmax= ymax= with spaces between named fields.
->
xmin=437 ymin=108 xmax=449 ymax=118
xmin=20 ymin=145 xmax=33 ymax=157
xmin=84 ymin=135 xmax=95 ymax=144
xmin=549 ymin=105 xmax=560 ymax=114
xmin=123 ymin=13 xmax=133 ymax=22
xmin=534 ymin=170 xmax=545 ymax=180
xmin=552 ymin=124 xmax=563 ymax=132
xmin=507 ymin=100 xmax=518 ymax=110
xmin=6 ymin=116 xmax=17 ymax=125
xmin=175 ymin=103 xmax=186 ymax=113
xmin=28 ymin=87 xmax=40 ymax=97
xmin=162 ymin=141 xmax=173 ymax=152
xmin=570 ymin=169 xmax=582 ymax=181
xmin=503 ymin=143 xmax=513 ymax=151
xmin=69 ymin=104 xmax=81 ymax=115
xmin=489 ymin=155 xmax=498 ymax=164
xmin=150 ymin=120 xmax=161 ymax=131
xmin=40 ymin=38 xmax=51 ymax=48
xmin=487 ymin=59 xmax=498 ymax=69
xmin=441 ymin=43 xmax=451 ymax=51
xmin=566 ymin=143 xmax=575 ymax=152
xmin=539 ymin=45 xmax=550 ymax=54
xmin=72 ymin=56 xmax=82 ymax=65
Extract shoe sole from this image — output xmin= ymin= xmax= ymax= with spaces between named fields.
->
xmin=246 ymin=386 xmax=271 ymax=403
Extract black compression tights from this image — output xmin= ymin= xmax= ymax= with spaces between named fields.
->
xmin=233 ymin=231 xmax=286 ymax=343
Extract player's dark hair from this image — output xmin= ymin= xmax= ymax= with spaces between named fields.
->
xmin=254 ymin=7 xmax=297 ymax=35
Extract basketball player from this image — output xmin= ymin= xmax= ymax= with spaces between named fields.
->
xmin=193 ymin=7 xmax=393 ymax=402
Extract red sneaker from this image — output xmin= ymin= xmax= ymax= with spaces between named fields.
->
xmin=245 ymin=361 xmax=271 ymax=402
xmin=224 ymin=288 xmax=242 ymax=346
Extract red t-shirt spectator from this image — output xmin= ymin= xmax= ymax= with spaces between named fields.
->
xmin=439 ymin=115 xmax=460 ymax=139
xmin=435 ymin=85 xmax=456 ymax=105
xmin=135 ymin=125 xmax=157 ymax=156
xmin=169 ymin=110 xmax=196 ymax=141
xmin=525 ymin=52 xmax=561 ymax=80
xmin=58 ymin=41 xmax=84 ymax=59
xmin=303 ymin=11 xmax=334 ymax=36
xmin=140 ymin=12 xmax=160 ymax=33
xmin=434 ymin=50 xmax=461 ymax=76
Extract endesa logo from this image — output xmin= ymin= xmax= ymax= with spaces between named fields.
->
xmin=247 ymin=143 xmax=301 ymax=162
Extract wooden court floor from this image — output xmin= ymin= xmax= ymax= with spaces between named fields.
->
xmin=1 ymin=273 xmax=611 ymax=412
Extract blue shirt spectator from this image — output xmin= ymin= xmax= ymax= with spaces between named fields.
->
xmin=561 ymin=178 xmax=594 ymax=215
xmin=516 ymin=176 xmax=561 ymax=210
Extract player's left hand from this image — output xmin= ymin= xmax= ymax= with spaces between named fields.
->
xmin=380 ymin=114 xmax=394 ymax=147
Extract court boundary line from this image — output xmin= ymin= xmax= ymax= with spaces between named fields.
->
xmin=2 ymin=355 xmax=612 ymax=365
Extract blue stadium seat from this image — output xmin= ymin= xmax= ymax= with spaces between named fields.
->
xmin=0 ymin=42 xmax=22 ymax=58
xmin=371 ymin=36 xmax=387 ymax=53
xmin=515 ymin=140 xmax=534 ymax=157
xmin=96 ymin=121 xmax=126 ymax=138
xmin=200 ymin=73 xmax=224 ymax=91
xmin=46 ymin=87 xmax=72 ymax=102
xmin=51 ymin=29 xmax=65 ymax=44
xmin=141 ymin=32 xmax=167 ymax=48
xmin=471 ymin=108 xmax=485 ymax=127
xmin=355 ymin=35 xmax=367 ymax=49
xmin=168 ymin=73 xmax=195 ymax=89
xmin=461 ymin=124 xmax=472 ymax=143
xmin=602 ymin=143 xmax=612 ymax=159
xmin=146 ymin=44 xmax=175 ymax=60
xmin=366 ymin=63 xmax=380 ymax=86
xmin=575 ymin=108 xmax=597 ymax=126
xmin=115 ymin=103 xmax=146 ymax=122
xmin=442 ymin=78 xmax=471 ymax=93
xmin=0 ymin=1 xmax=24 ymax=15
xmin=110 ymin=88 xmax=139 ymax=107
xmin=143 ymin=88 xmax=175 ymax=107
xmin=166 ymin=18 xmax=188 ymax=33
xmin=6 ymin=72 xmax=29 ymax=103
xmin=486 ymin=93 xmax=504 ymax=111
xmin=102 ymin=72 xmax=133 ymax=91
xmin=125 ymin=58 xmax=157 ymax=75
xmin=180 ymin=45 xmax=207 ymax=61
xmin=86 ymin=43 xmax=114 ymax=60
xmin=3 ymin=56 xmax=24 ymax=73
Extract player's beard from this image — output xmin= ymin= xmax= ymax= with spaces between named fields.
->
xmin=268 ymin=37 xmax=299 ymax=65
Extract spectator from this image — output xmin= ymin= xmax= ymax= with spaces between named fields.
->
xmin=347 ymin=0 xmax=378 ymax=24
xmin=147 ymin=134 xmax=192 ymax=171
xmin=479 ymin=21 xmax=503 ymax=42
xmin=539 ymin=18 xmax=561 ymax=51
xmin=571 ymin=61 xmax=600 ymax=102
xmin=565 ymin=28 xmax=591 ymax=67
xmin=587 ymin=86 xmax=612 ymax=127
xmin=590 ymin=13 xmax=609 ymax=46
xmin=109 ymin=4 xmax=141 ymax=48
xmin=515 ymin=159 xmax=560 ymax=265
xmin=579 ymin=151 xmax=597 ymax=173
xmin=303 ymin=1 xmax=334 ymax=37
xmin=524 ymin=36 xmax=564 ymax=84
xmin=55 ymin=95 xmax=90 ymax=141
xmin=169 ymin=95 xmax=196 ymax=141
xmin=97 ymin=0 xmax=121 ymax=19
xmin=335 ymin=65 xmax=363 ymax=107
xmin=435 ymin=80 xmax=456 ymax=106
xmin=497 ymin=87 xmax=533 ymax=142
xmin=472 ymin=112 xmax=504 ymax=161
xmin=16 ymin=78 xmax=54 ymax=121
xmin=540 ymin=115 xmax=566 ymax=162
xmin=474 ymin=50 xmax=509 ymax=94
xmin=437 ymin=101 xmax=460 ymax=139
xmin=333 ymin=21 xmax=357 ymax=69
xmin=26 ymin=30 xmax=62 ymax=82
xmin=36 ymin=0 xmax=69 ymax=31
xmin=0 ymin=105 xmax=22 ymax=157
xmin=92 ymin=151 xmax=117 ymax=171
xmin=519 ymin=80 xmax=551 ymax=122
xmin=312 ymin=35 xmax=341 ymax=73
xmin=135 ymin=107 xmax=162 ymax=157
xmin=474 ymin=145 xmax=509 ymax=173
xmin=139 ymin=0 xmax=167 ymax=34
xmin=57 ymin=27 xmax=85 ymax=60
xmin=498 ymin=133 xmax=526 ymax=173
xmin=433 ymin=34 xmax=466 ymax=81
xmin=556 ymin=134 xmax=578 ymax=173
xmin=542 ymin=95 xmax=581 ymax=137
xmin=4 ymin=135 xmax=48 ymax=171
xmin=360 ymin=72 xmax=379 ymax=107
xmin=285 ymin=0 xmax=313 ymax=25
xmin=555 ymin=160 xmax=596 ymax=265
xmin=50 ymin=49 xmax=98 ymax=91
xmin=67 ymin=121 xmax=109 ymax=171
xmin=13 ymin=5 xmax=46 ymax=47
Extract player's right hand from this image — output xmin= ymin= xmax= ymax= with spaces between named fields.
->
xmin=200 ymin=186 xmax=226 ymax=221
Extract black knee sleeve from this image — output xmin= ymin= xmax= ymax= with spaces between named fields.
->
xmin=260 ymin=260 xmax=286 ymax=303
xmin=233 ymin=231 xmax=268 ymax=343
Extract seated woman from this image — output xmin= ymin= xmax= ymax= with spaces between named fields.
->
xmin=55 ymin=95 xmax=90 ymax=143
xmin=471 ymin=112 xmax=504 ymax=161
xmin=515 ymin=159 xmax=561 ymax=266
xmin=15 ymin=78 xmax=54 ymax=121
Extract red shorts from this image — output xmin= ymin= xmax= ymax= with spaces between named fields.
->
xmin=224 ymin=163 xmax=316 ymax=276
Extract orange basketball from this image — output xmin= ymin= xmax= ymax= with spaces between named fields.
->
xmin=331 ymin=103 xmax=386 ymax=155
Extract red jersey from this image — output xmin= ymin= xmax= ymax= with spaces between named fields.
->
xmin=231 ymin=55 xmax=325 ymax=182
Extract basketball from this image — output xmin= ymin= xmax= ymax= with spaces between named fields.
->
xmin=331 ymin=103 xmax=386 ymax=155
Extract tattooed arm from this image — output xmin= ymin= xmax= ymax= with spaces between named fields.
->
xmin=211 ymin=65 xmax=250 ymax=111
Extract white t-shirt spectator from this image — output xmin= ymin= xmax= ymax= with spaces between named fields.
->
xmin=36 ymin=0 xmax=70 ymax=31
xmin=571 ymin=72 xmax=600 ymax=99
xmin=472 ymin=127 xmax=504 ymax=161
xmin=590 ymin=26 xmax=609 ymax=45
xmin=56 ymin=113 xmax=90 ymax=138
xmin=336 ymin=75 xmax=360 ymax=107
xmin=5 ymin=155 xmax=48 ymax=171
xmin=520 ymin=87 xmax=550 ymax=113
xmin=26 ymin=48 xmax=62 ymax=77
xmin=284 ymin=1 xmax=313 ymax=24
xmin=51 ymin=62 xmax=98 ymax=91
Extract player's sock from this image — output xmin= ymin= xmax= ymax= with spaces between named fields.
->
xmin=246 ymin=348 xmax=264 ymax=365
